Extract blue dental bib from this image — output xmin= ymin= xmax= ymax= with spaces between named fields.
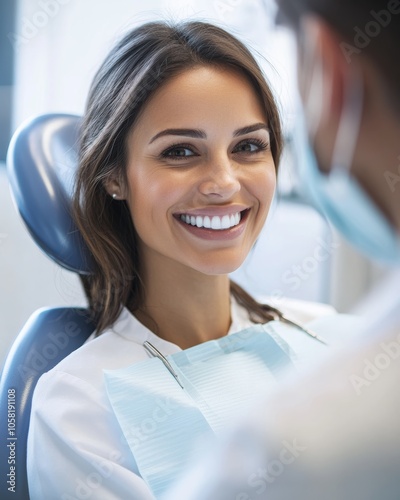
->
xmin=104 ymin=324 xmax=294 ymax=497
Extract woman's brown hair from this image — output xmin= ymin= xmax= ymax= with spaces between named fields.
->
xmin=73 ymin=20 xmax=284 ymax=335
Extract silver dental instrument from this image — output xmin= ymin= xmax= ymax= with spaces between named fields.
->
xmin=143 ymin=341 xmax=185 ymax=388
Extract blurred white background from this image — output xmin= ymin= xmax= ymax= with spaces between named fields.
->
xmin=0 ymin=0 xmax=385 ymax=367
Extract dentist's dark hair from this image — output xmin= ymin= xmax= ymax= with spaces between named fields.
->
xmin=276 ymin=0 xmax=400 ymax=115
xmin=73 ymin=20 xmax=283 ymax=335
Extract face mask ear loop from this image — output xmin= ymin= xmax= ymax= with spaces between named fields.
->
xmin=330 ymin=68 xmax=364 ymax=176
xmin=301 ymin=24 xmax=325 ymax=139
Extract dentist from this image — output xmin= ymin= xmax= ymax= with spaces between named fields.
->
xmin=164 ymin=1 xmax=400 ymax=499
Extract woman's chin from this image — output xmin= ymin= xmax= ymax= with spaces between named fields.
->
xmin=192 ymin=256 xmax=247 ymax=277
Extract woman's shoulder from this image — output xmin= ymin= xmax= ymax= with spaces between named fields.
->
xmin=35 ymin=306 xmax=169 ymax=392
xmin=262 ymin=296 xmax=336 ymax=324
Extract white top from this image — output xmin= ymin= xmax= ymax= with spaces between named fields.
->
xmin=27 ymin=297 xmax=335 ymax=500
xmin=164 ymin=270 xmax=400 ymax=500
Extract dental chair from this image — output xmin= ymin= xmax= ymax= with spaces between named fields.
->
xmin=0 ymin=114 xmax=96 ymax=499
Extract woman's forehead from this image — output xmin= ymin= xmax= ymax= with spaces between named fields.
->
xmin=129 ymin=66 xmax=268 ymax=140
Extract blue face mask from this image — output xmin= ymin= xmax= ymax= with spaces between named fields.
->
xmin=297 ymin=44 xmax=400 ymax=267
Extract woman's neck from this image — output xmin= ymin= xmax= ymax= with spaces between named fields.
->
xmin=134 ymin=249 xmax=232 ymax=349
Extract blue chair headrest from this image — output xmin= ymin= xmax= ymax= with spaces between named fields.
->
xmin=6 ymin=113 xmax=94 ymax=275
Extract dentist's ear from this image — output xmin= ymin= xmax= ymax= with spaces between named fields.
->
xmin=298 ymin=15 xmax=348 ymax=166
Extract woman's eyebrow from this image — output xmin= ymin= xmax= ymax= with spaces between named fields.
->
xmin=233 ymin=123 xmax=269 ymax=137
xmin=149 ymin=122 xmax=269 ymax=144
xmin=149 ymin=128 xmax=206 ymax=144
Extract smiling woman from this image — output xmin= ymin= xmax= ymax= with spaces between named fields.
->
xmin=25 ymin=20 xmax=330 ymax=500
xmin=102 ymin=64 xmax=278 ymax=346
xmin=74 ymin=21 xmax=283 ymax=340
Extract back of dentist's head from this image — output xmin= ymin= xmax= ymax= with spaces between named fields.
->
xmin=277 ymin=0 xmax=400 ymax=115
xmin=276 ymin=0 xmax=400 ymax=265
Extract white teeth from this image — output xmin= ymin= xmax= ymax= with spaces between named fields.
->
xmin=211 ymin=216 xmax=222 ymax=230
xmin=179 ymin=211 xmax=242 ymax=230
xmin=221 ymin=215 xmax=230 ymax=230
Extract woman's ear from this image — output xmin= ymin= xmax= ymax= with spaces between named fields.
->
xmin=103 ymin=176 xmax=126 ymax=201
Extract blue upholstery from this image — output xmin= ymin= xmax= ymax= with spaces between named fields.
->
xmin=7 ymin=114 xmax=93 ymax=274
xmin=0 ymin=114 xmax=96 ymax=499
xmin=0 ymin=308 xmax=95 ymax=499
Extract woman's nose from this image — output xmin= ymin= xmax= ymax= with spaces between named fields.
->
xmin=198 ymin=157 xmax=241 ymax=199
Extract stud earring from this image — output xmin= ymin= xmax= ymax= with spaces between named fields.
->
xmin=112 ymin=193 xmax=118 ymax=200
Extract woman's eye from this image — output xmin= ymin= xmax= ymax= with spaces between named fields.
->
xmin=161 ymin=145 xmax=197 ymax=160
xmin=236 ymin=143 xmax=258 ymax=153
xmin=233 ymin=139 xmax=269 ymax=154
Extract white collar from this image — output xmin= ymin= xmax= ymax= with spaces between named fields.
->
xmin=110 ymin=295 xmax=253 ymax=354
